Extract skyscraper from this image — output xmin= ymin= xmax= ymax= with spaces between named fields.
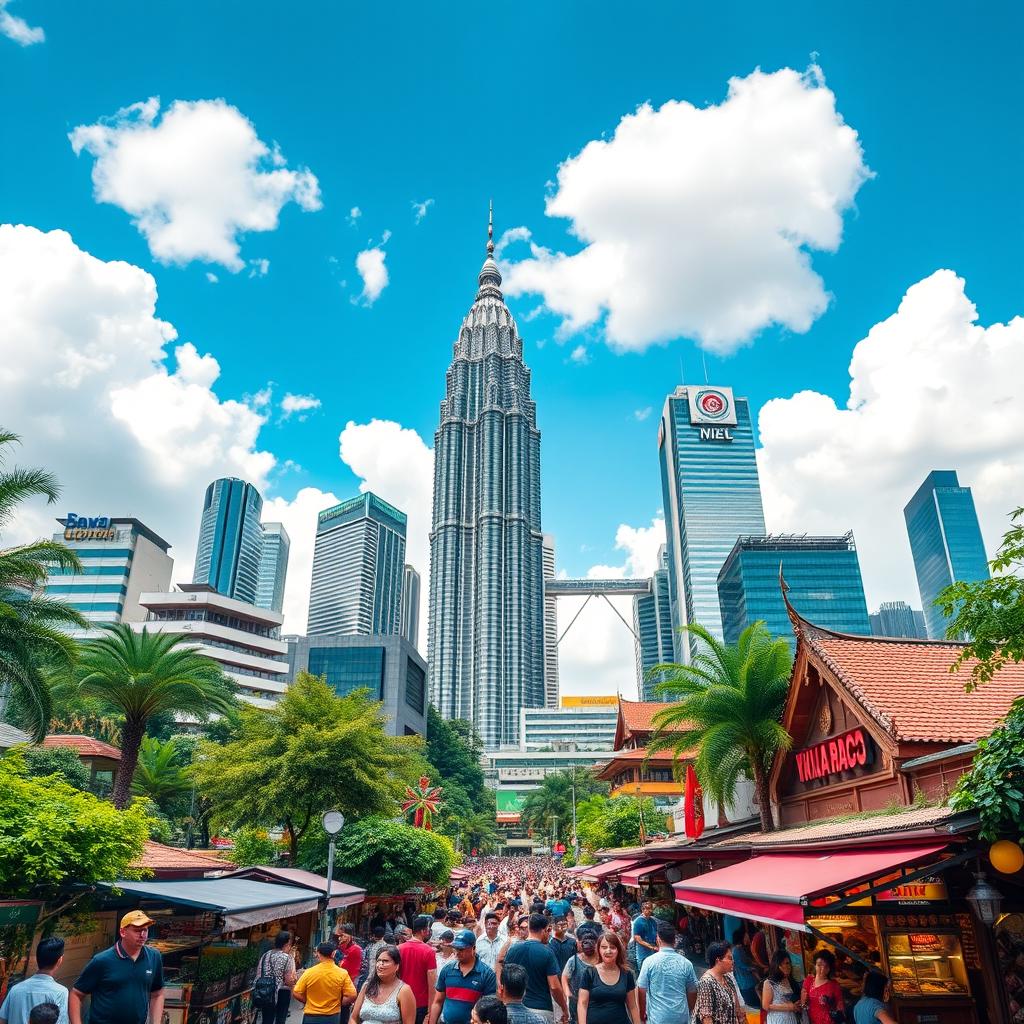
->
xmin=307 ymin=492 xmax=407 ymax=636
xmin=633 ymin=544 xmax=674 ymax=699
xmin=542 ymin=535 xmax=559 ymax=707
xmin=400 ymin=564 xmax=421 ymax=649
xmin=255 ymin=521 xmax=290 ymax=614
xmin=717 ymin=532 xmax=871 ymax=650
xmin=869 ymin=601 xmax=928 ymax=639
xmin=904 ymin=470 xmax=990 ymax=639
xmin=658 ymin=385 xmax=766 ymax=663
xmin=192 ymin=478 xmax=264 ymax=605
xmin=428 ymin=215 xmax=546 ymax=749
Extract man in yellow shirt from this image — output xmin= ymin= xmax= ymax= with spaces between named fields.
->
xmin=293 ymin=942 xmax=357 ymax=1024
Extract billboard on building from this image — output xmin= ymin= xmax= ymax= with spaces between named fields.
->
xmin=687 ymin=386 xmax=738 ymax=426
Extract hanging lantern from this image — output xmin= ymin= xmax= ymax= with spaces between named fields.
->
xmin=990 ymin=839 xmax=1024 ymax=875
xmin=965 ymin=871 xmax=1004 ymax=926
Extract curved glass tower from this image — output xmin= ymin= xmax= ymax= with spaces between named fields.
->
xmin=428 ymin=216 xmax=546 ymax=749
xmin=192 ymin=478 xmax=264 ymax=605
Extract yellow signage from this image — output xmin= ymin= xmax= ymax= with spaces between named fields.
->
xmin=561 ymin=695 xmax=618 ymax=707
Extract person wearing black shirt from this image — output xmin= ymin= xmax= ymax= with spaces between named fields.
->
xmin=576 ymin=933 xmax=638 ymax=1024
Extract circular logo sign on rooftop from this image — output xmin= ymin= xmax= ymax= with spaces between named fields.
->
xmin=695 ymin=389 xmax=730 ymax=420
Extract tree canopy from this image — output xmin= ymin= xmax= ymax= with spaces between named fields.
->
xmin=938 ymin=505 xmax=1024 ymax=690
xmin=574 ymin=794 xmax=660 ymax=853
xmin=21 ymin=744 xmax=92 ymax=791
xmin=521 ymin=767 xmax=609 ymax=838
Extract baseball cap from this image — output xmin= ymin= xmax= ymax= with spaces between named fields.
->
xmin=120 ymin=910 xmax=155 ymax=928
xmin=451 ymin=929 xmax=477 ymax=949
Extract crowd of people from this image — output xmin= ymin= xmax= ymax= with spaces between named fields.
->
xmin=0 ymin=858 xmax=898 ymax=1024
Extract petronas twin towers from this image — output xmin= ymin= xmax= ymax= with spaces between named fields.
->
xmin=427 ymin=216 xmax=547 ymax=749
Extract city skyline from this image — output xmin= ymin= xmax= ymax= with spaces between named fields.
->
xmin=3 ymin=2 xmax=1021 ymax=696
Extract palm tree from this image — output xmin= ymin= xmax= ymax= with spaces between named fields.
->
xmin=131 ymin=735 xmax=190 ymax=807
xmin=650 ymin=622 xmax=793 ymax=832
xmin=461 ymin=811 xmax=501 ymax=855
xmin=76 ymin=625 xmax=237 ymax=808
xmin=0 ymin=429 xmax=85 ymax=740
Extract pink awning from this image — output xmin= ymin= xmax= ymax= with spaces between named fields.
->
xmin=621 ymin=862 xmax=670 ymax=887
xmin=674 ymin=844 xmax=947 ymax=933
xmin=579 ymin=858 xmax=644 ymax=881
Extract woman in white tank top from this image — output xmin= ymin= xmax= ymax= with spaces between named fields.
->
xmin=352 ymin=946 xmax=416 ymax=1024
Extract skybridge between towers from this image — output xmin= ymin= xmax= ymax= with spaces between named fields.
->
xmin=544 ymin=577 xmax=652 ymax=645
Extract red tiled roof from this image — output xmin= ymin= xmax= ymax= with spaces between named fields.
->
xmin=134 ymin=840 xmax=230 ymax=870
xmin=42 ymin=734 xmax=121 ymax=759
xmin=803 ymin=630 xmax=1024 ymax=744
xmin=602 ymin=746 xmax=688 ymax=763
xmin=618 ymin=699 xmax=676 ymax=734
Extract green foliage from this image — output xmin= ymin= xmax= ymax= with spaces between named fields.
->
xmin=574 ymin=794 xmax=659 ymax=852
xmin=521 ymin=767 xmax=608 ymax=837
xmin=21 ymin=744 xmax=91 ymax=790
xmin=938 ymin=506 xmax=1024 ymax=690
xmin=194 ymin=673 xmax=410 ymax=860
xmin=951 ymin=697 xmax=1024 ymax=842
xmin=227 ymin=827 xmax=279 ymax=866
xmin=426 ymin=707 xmax=489 ymax=812
xmin=310 ymin=815 xmax=456 ymax=894
xmin=0 ymin=429 xmax=86 ymax=741
xmin=0 ymin=752 xmax=149 ymax=897
xmin=132 ymin=735 xmax=190 ymax=807
xmin=75 ymin=624 xmax=238 ymax=808
xmin=652 ymin=621 xmax=793 ymax=832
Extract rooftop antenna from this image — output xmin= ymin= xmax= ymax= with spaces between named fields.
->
xmin=487 ymin=199 xmax=494 ymax=253
xmin=702 ymin=351 xmax=710 ymax=385
xmin=678 ymin=353 xmax=685 ymax=385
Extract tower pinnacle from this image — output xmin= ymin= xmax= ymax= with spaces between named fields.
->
xmin=488 ymin=199 xmax=494 ymax=253
xmin=477 ymin=200 xmax=503 ymax=299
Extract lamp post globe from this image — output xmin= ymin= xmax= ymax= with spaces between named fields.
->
xmin=323 ymin=810 xmax=345 ymax=835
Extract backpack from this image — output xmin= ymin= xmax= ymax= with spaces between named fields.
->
xmin=253 ymin=951 xmax=278 ymax=1006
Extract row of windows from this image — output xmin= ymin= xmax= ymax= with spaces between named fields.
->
xmin=46 ymin=584 xmax=128 ymax=596
xmin=69 ymin=601 xmax=124 ymax=613
xmin=405 ymin=659 xmax=426 ymax=714
xmin=308 ymin=646 xmax=385 ymax=699
xmin=146 ymin=607 xmax=280 ymax=638
xmin=48 ymin=565 xmax=128 ymax=576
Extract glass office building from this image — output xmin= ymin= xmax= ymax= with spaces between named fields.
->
xmin=869 ymin=601 xmax=927 ymax=639
xmin=658 ymin=385 xmax=766 ymax=663
xmin=633 ymin=544 xmax=674 ymax=699
xmin=717 ymin=532 xmax=871 ymax=649
xmin=400 ymin=564 xmax=420 ymax=649
xmin=307 ymin=492 xmax=407 ymax=636
xmin=192 ymin=478 xmax=264 ymax=605
xmin=255 ymin=521 xmax=290 ymax=614
xmin=904 ymin=470 xmax=990 ymax=639
xmin=542 ymin=535 xmax=559 ymax=707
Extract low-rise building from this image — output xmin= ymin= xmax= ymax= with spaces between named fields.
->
xmin=519 ymin=696 xmax=619 ymax=751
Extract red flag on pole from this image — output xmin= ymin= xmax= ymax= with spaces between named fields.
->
xmin=684 ymin=764 xmax=705 ymax=839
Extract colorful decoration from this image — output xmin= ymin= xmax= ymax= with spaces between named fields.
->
xmin=684 ymin=764 xmax=705 ymax=840
xmin=990 ymin=839 xmax=1024 ymax=875
xmin=402 ymin=775 xmax=443 ymax=830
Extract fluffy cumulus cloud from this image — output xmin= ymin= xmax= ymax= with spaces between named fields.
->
xmin=279 ymin=393 xmax=321 ymax=421
xmin=354 ymin=246 xmax=389 ymax=305
xmin=757 ymin=269 xmax=1024 ymax=608
xmin=69 ymin=98 xmax=321 ymax=270
xmin=501 ymin=66 xmax=870 ymax=354
xmin=0 ymin=0 xmax=43 ymax=44
xmin=0 ymin=223 xmax=275 ymax=583
xmin=558 ymin=515 xmax=666 ymax=697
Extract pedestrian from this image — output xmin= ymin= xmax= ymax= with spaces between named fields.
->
xmin=428 ymin=930 xmax=496 ymax=1024
xmin=760 ymin=950 xmax=800 ymax=1024
xmin=728 ymin=930 xmax=759 ymax=1009
xmin=499 ymin=964 xmax=546 ymax=1024
xmin=430 ymin=909 xmax=448 ymax=944
xmin=501 ymin=915 xmax=567 ymax=1023
xmin=477 ymin=915 xmax=504 ymax=972
xmin=0 ymin=938 xmax=69 ymax=1024
xmin=636 ymin=924 xmax=698 ymax=1024
xmin=608 ymin=903 xmax=629 ymax=945
xmin=435 ymin=932 xmax=457 ymax=973
xmin=853 ymin=973 xmax=897 ymax=1024
xmin=692 ymin=941 xmax=743 ymax=1024
xmin=548 ymin=920 xmax=576 ymax=975
xmin=561 ymin=925 xmax=600 ymax=1024
xmin=351 ymin=945 xmax=416 ymax=1024
xmin=472 ymin=996 xmax=508 ymax=1024
xmin=255 ymin=931 xmax=298 ymax=1024
xmin=69 ymin=911 xmax=164 ymax=1024
xmin=576 ymin=932 xmax=638 ymax=1024
xmin=397 ymin=917 xmax=437 ymax=1024
xmin=293 ymin=941 xmax=358 ymax=1024
xmin=27 ymin=1008 xmax=58 ymax=1024
xmin=365 ymin=928 xmax=390 ymax=976
xmin=629 ymin=904 xmax=658 ymax=970
xmin=799 ymin=950 xmax=844 ymax=1024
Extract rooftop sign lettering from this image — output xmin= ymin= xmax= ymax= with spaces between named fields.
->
xmin=64 ymin=513 xmax=116 ymax=541
xmin=794 ymin=726 xmax=874 ymax=784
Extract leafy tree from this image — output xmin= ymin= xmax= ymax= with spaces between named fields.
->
xmin=938 ymin=506 xmax=1024 ymax=690
xmin=194 ymin=674 xmax=410 ymax=861
xmin=652 ymin=621 xmax=793 ymax=832
xmin=426 ymin=706 xmax=490 ymax=812
xmin=227 ymin=827 xmax=279 ymax=866
xmin=131 ymin=735 xmax=190 ymax=808
xmin=460 ymin=810 xmax=502 ymax=855
xmin=950 ymin=697 xmax=1024 ymax=841
xmin=521 ymin=767 xmax=608 ymax=835
xmin=574 ymin=794 xmax=659 ymax=852
xmin=0 ymin=429 xmax=85 ymax=740
xmin=0 ymin=751 xmax=150 ymax=897
xmin=74 ymin=625 xmax=237 ymax=809
xmin=21 ymin=744 xmax=92 ymax=790
xmin=303 ymin=816 xmax=456 ymax=894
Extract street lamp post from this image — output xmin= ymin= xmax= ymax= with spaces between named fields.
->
xmin=321 ymin=810 xmax=345 ymax=944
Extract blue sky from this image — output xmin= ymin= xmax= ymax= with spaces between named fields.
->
xmin=2 ymin=1 xmax=1022 ymax=693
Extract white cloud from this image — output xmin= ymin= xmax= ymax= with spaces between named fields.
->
xmin=757 ymin=269 xmax=1023 ymax=609
xmin=569 ymin=345 xmax=589 ymax=365
xmin=354 ymin=246 xmax=389 ymax=305
xmin=0 ymin=223 xmax=275 ymax=590
xmin=501 ymin=65 xmax=870 ymax=354
xmin=558 ymin=516 xmax=666 ymax=698
xmin=280 ymin=392 xmax=321 ymax=421
xmin=69 ymin=97 xmax=321 ymax=270
xmin=248 ymin=258 xmax=269 ymax=278
xmin=205 ymin=272 xmax=219 ymax=284
xmin=412 ymin=199 xmax=435 ymax=224
xmin=348 ymin=207 xmax=361 ymax=226
xmin=0 ymin=0 xmax=43 ymax=45
xmin=633 ymin=406 xmax=652 ymax=422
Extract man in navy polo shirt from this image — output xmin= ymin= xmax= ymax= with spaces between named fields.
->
xmin=429 ymin=930 xmax=495 ymax=1024
xmin=69 ymin=911 xmax=164 ymax=1024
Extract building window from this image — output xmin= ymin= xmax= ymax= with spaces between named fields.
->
xmin=405 ymin=658 xmax=426 ymax=714
xmin=307 ymin=646 xmax=385 ymax=699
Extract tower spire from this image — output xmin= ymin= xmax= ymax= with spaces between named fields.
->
xmin=476 ymin=199 xmax=502 ymax=299
xmin=487 ymin=199 xmax=494 ymax=254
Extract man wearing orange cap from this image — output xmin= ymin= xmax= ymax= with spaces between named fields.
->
xmin=69 ymin=911 xmax=164 ymax=1024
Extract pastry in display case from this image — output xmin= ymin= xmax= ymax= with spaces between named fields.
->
xmin=884 ymin=931 xmax=970 ymax=997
